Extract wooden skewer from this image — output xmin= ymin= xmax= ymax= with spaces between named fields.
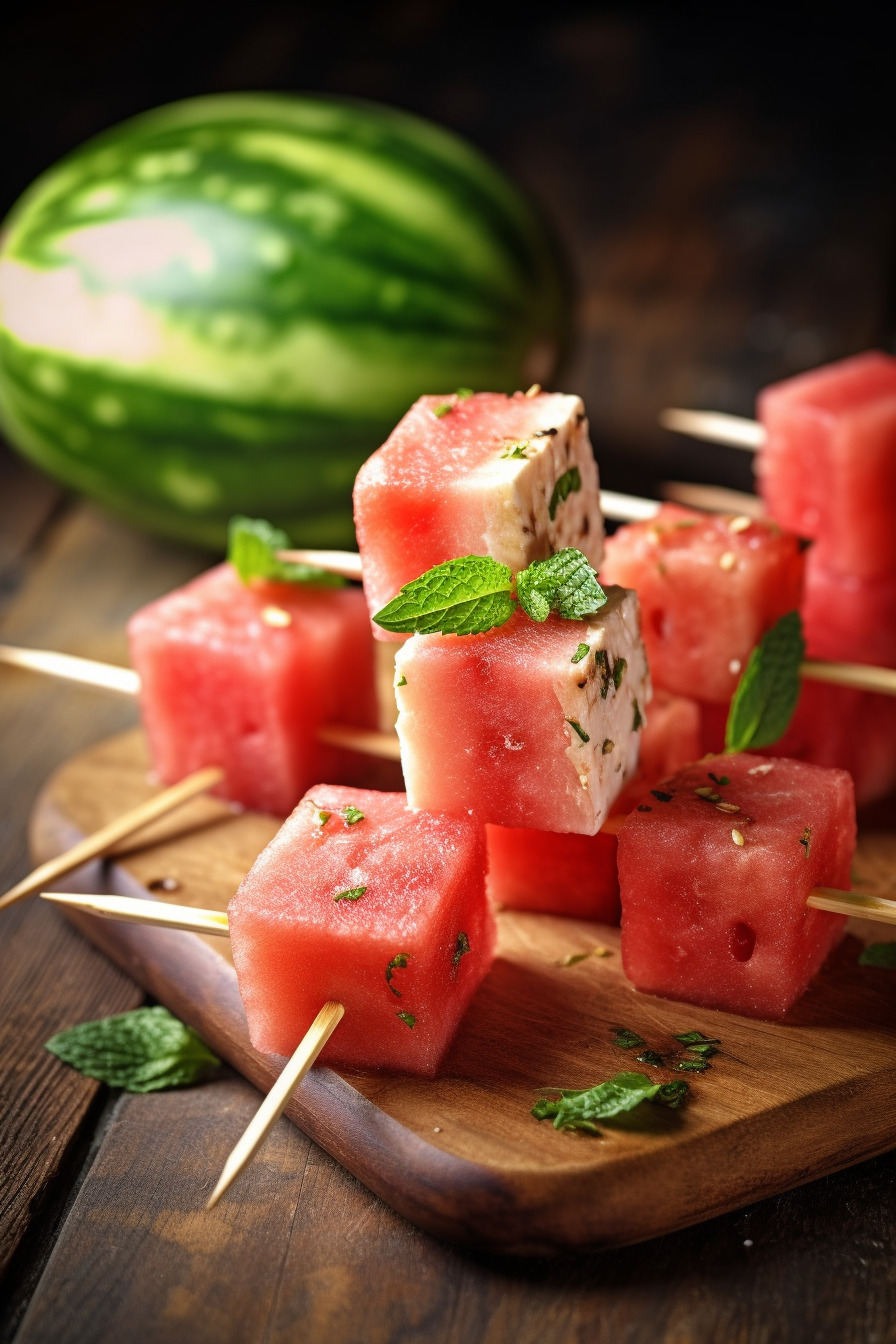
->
xmin=659 ymin=481 xmax=766 ymax=519
xmin=806 ymin=888 xmax=896 ymax=924
xmin=598 ymin=490 xmax=661 ymax=523
xmin=277 ymin=548 xmax=363 ymax=582
xmin=207 ymin=1000 xmax=345 ymax=1208
xmin=799 ymin=660 xmax=896 ymax=696
xmin=659 ymin=408 xmax=766 ymax=451
xmin=0 ymin=766 xmax=224 ymax=911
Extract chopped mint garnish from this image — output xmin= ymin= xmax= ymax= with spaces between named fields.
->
xmin=340 ymin=805 xmax=364 ymax=826
xmin=674 ymin=1031 xmax=721 ymax=1046
xmin=455 ymin=387 xmax=474 ymax=399
xmin=676 ymin=1058 xmax=711 ymax=1073
xmin=685 ymin=1043 xmax=718 ymax=1058
xmin=373 ymin=556 xmax=515 ymax=636
xmin=333 ymin=886 xmax=367 ymax=902
xmin=396 ymin=1011 xmax=416 ymax=1028
xmin=532 ymin=1071 xmax=688 ymax=1134
xmin=612 ymin=657 xmax=627 ymax=690
xmin=501 ymin=440 xmax=532 ymax=459
xmin=567 ymin=719 xmax=590 ymax=743
xmin=386 ymin=953 xmax=410 ymax=996
xmin=548 ymin=466 xmax=582 ymax=521
xmin=228 ymin=516 xmax=345 ymax=588
xmin=708 ymin=772 xmax=730 ymax=786
xmin=632 ymin=699 xmax=644 ymax=731
xmin=612 ymin=1028 xmax=646 ymax=1050
xmin=516 ymin=549 xmax=606 ymax=623
xmin=452 ymin=932 xmax=471 ymax=968
xmin=725 ymin=611 xmax=805 ymax=752
xmin=571 ymin=642 xmax=590 ymax=664
xmin=635 ymin=1050 xmax=666 ymax=1068
xmin=305 ymin=799 xmax=331 ymax=827
xmin=45 ymin=1006 xmax=220 ymax=1094
xmin=560 ymin=951 xmax=591 ymax=967
xmin=595 ymin=650 xmax=611 ymax=698
xmin=433 ymin=401 xmax=453 ymax=417
xmin=396 ymin=674 xmax=407 ymax=687
xmin=859 ymin=943 xmax=896 ymax=968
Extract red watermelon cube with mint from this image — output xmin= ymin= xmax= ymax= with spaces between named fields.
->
xmin=394 ymin=587 xmax=650 ymax=834
xmin=128 ymin=564 xmax=378 ymax=816
xmin=228 ymin=786 xmax=494 ymax=1074
xmin=354 ymin=390 xmax=604 ymax=639
xmin=756 ymin=350 xmax=896 ymax=579
xmin=600 ymin=504 xmax=804 ymax=704
xmin=618 ymin=754 xmax=855 ymax=1019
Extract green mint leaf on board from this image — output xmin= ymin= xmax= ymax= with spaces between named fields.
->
xmin=677 ymin=1058 xmax=711 ymax=1072
xmin=636 ymin=1050 xmax=666 ymax=1068
xmin=340 ymin=805 xmax=364 ymax=826
xmin=612 ymin=1028 xmax=646 ymax=1050
xmin=532 ymin=1072 xmax=686 ymax=1133
xmin=674 ymin=1031 xmax=721 ymax=1046
xmin=333 ymin=886 xmax=367 ymax=902
xmin=725 ymin=610 xmax=805 ymax=752
xmin=548 ymin=466 xmax=581 ymax=521
xmin=228 ymin=516 xmax=345 ymax=588
xmin=516 ymin=549 xmax=607 ymax=623
xmin=45 ymin=1006 xmax=220 ymax=1094
xmin=396 ymin=1011 xmax=416 ymax=1028
xmin=386 ymin=953 xmax=411 ymax=996
xmin=859 ymin=943 xmax=896 ymax=968
xmin=373 ymin=556 xmax=515 ymax=636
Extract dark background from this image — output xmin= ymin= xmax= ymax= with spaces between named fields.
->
xmin=3 ymin=2 xmax=896 ymax=503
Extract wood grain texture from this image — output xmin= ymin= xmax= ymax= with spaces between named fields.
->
xmin=28 ymin=728 xmax=896 ymax=1255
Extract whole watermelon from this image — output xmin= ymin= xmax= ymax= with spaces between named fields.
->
xmin=0 ymin=94 xmax=570 ymax=548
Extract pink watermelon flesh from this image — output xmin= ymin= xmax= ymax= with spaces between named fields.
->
xmin=128 ymin=565 xmax=379 ymax=816
xmin=600 ymin=504 xmax=804 ymax=703
xmin=353 ymin=390 xmax=604 ymax=640
xmin=486 ymin=824 xmax=620 ymax=920
xmin=756 ymin=350 xmax=896 ymax=579
xmin=394 ymin=589 xmax=650 ymax=834
xmin=228 ymin=786 xmax=493 ymax=1074
xmin=619 ymin=754 xmax=855 ymax=1019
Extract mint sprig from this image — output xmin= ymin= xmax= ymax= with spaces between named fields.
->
xmin=46 ymin=1006 xmax=221 ymax=1094
xmin=228 ymin=516 xmax=346 ymax=588
xmin=532 ymin=1071 xmax=688 ymax=1134
xmin=516 ymin=549 xmax=607 ymax=623
xmin=858 ymin=943 xmax=896 ymax=968
xmin=373 ymin=549 xmax=605 ymax=637
xmin=548 ymin=467 xmax=581 ymax=521
xmin=725 ymin=611 xmax=805 ymax=752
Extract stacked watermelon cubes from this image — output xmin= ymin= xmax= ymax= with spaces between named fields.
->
xmin=129 ymin=563 xmax=379 ymax=815
xmin=618 ymin=754 xmax=856 ymax=1018
xmin=229 ymin=785 xmax=494 ymax=1074
xmin=354 ymin=390 xmax=605 ymax=639
xmin=755 ymin=352 xmax=896 ymax=803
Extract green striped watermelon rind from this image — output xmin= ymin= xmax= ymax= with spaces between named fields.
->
xmin=0 ymin=93 xmax=571 ymax=547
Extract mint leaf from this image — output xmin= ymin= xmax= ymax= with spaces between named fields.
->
xmin=386 ymin=952 xmax=411 ymax=996
xmin=373 ymin=556 xmax=515 ymax=635
xmin=859 ymin=943 xmax=896 ymax=968
xmin=333 ymin=886 xmax=367 ymax=902
xmin=396 ymin=1011 xmax=416 ymax=1028
xmin=516 ymin=549 xmax=607 ymax=623
xmin=548 ymin=467 xmax=582 ymax=521
xmin=228 ymin=516 xmax=345 ymax=588
xmin=46 ymin=1006 xmax=220 ymax=1094
xmin=612 ymin=1028 xmax=646 ymax=1050
xmin=571 ymin=642 xmax=590 ymax=664
xmin=532 ymin=1071 xmax=688 ymax=1134
xmin=340 ymin=805 xmax=364 ymax=826
xmin=725 ymin=611 xmax=805 ymax=752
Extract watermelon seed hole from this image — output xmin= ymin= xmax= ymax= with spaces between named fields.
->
xmin=730 ymin=921 xmax=755 ymax=962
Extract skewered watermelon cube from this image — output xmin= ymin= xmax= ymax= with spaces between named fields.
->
xmin=128 ymin=564 xmax=379 ymax=816
xmin=618 ymin=754 xmax=855 ymax=1018
xmin=756 ymin=350 xmax=896 ymax=579
xmin=229 ymin=786 xmax=494 ymax=1074
xmin=354 ymin=390 xmax=604 ymax=639
xmin=394 ymin=586 xmax=650 ymax=834
xmin=600 ymin=504 xmax=804 ymax=703
xmin=486 ymin=825 xmax=620 ymax=920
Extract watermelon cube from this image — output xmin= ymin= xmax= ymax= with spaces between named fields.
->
xmin=394 ymin=586 xmax=650 ymax=834
xmin=228 ymin=786 xmax=494 ymax=1074
xmin=756 ymin=350 xmax=896 ymax=579
xmin=486 ymin=824 xmax=620 ymax=921
xmin=128 ymin=564 xmax=379 ymax=816
xmin=618 ymin=754 xmax=855 ymax=1018
xmin=600 ymin=504 xmax=804 ymax=703
xmin=353 ymin=390 xmax=604 ymax=639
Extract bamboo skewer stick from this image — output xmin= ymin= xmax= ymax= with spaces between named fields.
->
xmin=0 ymin=766 xmax=224 ymax=910
xmin=659 ymin=408 xmax=766 ymax=450
xmin=277 ymin=548 xmax=363 ymax=581
xmin=659 ymin=481 xmax=765 ymax=518
xmin=38 ymin=877 xmax=896 ymax=931
xmin=207 ymin=1000 xmax=345 ymax=1209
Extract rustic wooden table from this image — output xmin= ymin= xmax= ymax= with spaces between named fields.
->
xmin=2 ymin=12 xmax=896 ymax=1340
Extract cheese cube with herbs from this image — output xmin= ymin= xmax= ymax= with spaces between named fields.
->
xmin=618 ymin=755 xmax=855 ymax=1019
xmin=756 ymin=350 xmax=896 ymax=579
xmin=229 ymin=786 xmax=494 ymax=1074
xmin=353 ymin=390 xmax=604 ymax=639
xmin=128 ymin=564 xmax=379 ymax=816
xmin=600 ymin=504 xmax=804 ymax=704
xmin=394 ymin=586 xmax=650 ymax=834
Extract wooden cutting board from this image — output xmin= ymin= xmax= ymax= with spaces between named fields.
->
xmin=29 ymin=729 xmax=896 ymax=1255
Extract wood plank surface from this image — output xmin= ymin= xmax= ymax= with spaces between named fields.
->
xmin=26 ymin=728 xmax=896 ymax=1255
